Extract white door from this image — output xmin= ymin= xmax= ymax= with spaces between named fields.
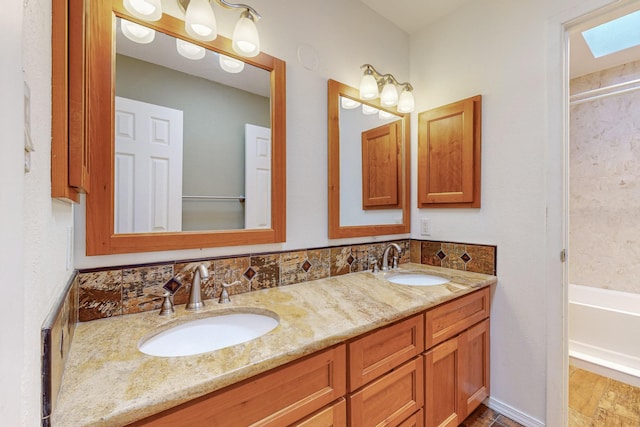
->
xmin=245 ymin=124 xmax=271 ymax=229
xmin=114 ymin=96 xmax=183 ymax=233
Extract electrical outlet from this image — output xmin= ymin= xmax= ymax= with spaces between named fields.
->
xmin=420 ymin=218 xmax=431 ymax=236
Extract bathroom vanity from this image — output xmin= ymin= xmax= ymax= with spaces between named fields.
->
xmin=51 ymin=264 xmax=495 ymax=426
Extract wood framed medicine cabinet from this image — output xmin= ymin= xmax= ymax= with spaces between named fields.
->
xmin=60 ymin=0 xmax=286 ymax=255
xmin=417 ymin=95 xmax=481 ymax=208
xmin=328 ymin=79 xmax=410 ymax=239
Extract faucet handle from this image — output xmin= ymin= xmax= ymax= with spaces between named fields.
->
xmin=219 ymin=281 xmax=241 ymax=304
xmin=158 ymin=291 xmax=175 ymax=316
xmin=369 ymin=256 xmax=379 ymax=273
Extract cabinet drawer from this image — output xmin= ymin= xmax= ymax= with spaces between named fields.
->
xmin=292 ymin=399 xmax=346 ymax=427
xmin=349 ymin=357 xmax=424 ymax=427
xmin=398 ymin=409 xmax=424 ymax=427
xmin=129 ymin=345 xmax=346 ymax=427
xmin=426 ymin=287 xmax=490 ymax=348
xmin=349 ymin=314 xmax=424 ymax=391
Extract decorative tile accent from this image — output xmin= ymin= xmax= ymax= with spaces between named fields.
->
xmin=214 ymin=257 xmax=250 ymax=297
xmin=78 ymin=270 xmax=123 ymax=321
xmin=122 ymin=264 xmax=173 ymax=315
xmin=251 ymin=253 xmax=280 ymax=290
xmin=416 ymin=240 xmax=497 ymax=276
xmin=244 ymin=267 xmax=256 ymax=281
xmin=350 ymin=244 xmax=370 ymax=273
xmin=307 ymin=248 xmax=331 ymax=281
xmin=280 ymin=251 xmax=308 ymax=286
xmin=174 ymin=261 xmax=214 ymax=304
xmin=330 ymin=246 xmax=352 ymax=276
xmin=301 ymin=260 xmax=312 ymax=272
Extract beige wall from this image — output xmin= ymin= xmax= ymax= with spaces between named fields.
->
xmin=570 ymin=59 xmax=640 ymax=295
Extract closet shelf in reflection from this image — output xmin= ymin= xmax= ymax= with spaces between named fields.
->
xmin=182 ymin=195 xmax=246 ymax=202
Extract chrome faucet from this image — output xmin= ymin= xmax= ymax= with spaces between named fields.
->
xmin=381 ymin=243 xmax=402 ymax=271
xmin=186 ymin=264 xmax=209 ymax=311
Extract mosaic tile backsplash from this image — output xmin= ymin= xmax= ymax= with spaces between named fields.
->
xmin=78 ymin=239 xmax=495 ymax=321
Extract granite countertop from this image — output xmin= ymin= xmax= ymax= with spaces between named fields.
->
xmin=52 ymin=263 xmax=497 ymax=426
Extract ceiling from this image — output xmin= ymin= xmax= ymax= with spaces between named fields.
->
xmin=359 ymin=0 xmax=640 ymax=79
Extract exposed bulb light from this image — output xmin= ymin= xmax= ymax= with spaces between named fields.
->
xmin=185 ymin=0 xmax=218 ymax=41
xmin=176 ymin=38 xmax=206 ymax=60
xmin=232 ymin=10 xmax=260 ymax=57
xmin=362 ymin=104 xmax=378 ymax=115
xmin=121 ymin=20 xmax=156 ymax=44
xmin=380 ymin=80 xmax=399 ymax=107
xmin=341 ymin=97 xmax=361 ymax=110
xmin=123 ymin=0 xmax=162 ymax=21
xmin=397 ymin=88 xmax=415 ymax=113
xmin=360 ymin=71 xmax=379 ymax=100
xmin=379 ymin=110 xmax=396 ymax=120
xmin=219 ymin=54 xmax=245 ymax=73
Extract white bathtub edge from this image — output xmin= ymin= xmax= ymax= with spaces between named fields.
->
xmin=569 ymin=344 xmax=640 ymax=387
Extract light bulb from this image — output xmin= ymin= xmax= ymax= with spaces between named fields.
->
xmin=362 ymin=104 xmax=378 ymax=115
xmin=380 ymin=81 xmax=399 ymax=107
xmin=397 ymin=89 xmax=415 ymax=113
xmin=359 ymin=73 xmax=379 ymax=100
xmin=123 ymin=0 xmax=162 ymax=21
xmin=185 ymin=0 xmax=217 ymax=41
xmin=232 ymin=10 xmax=260 ymax=57
xmin=341 ymin=97 xmax=361 ymax=110
xmin=219 ymin=54 xmax=245 ymax=73
xmin=121 ymin=20 xmax=155 ymax=44
xmin=176 ymin=39 xmax=206 ymax=60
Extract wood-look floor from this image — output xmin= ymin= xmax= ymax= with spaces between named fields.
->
xmin=460 ymin=404 xmax=524 ymax=427
xmin=569 ymin=365 xmax=640 ymax=426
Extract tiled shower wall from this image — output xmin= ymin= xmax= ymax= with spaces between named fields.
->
xmin=570 ymin=59 xmax=640 ymax=295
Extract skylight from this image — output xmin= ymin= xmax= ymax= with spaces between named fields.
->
xmin=582 ymin=10 xmax=640 ymax=58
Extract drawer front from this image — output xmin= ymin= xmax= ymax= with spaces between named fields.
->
xmin=292 ymin=399 xmax=347 ymax=427
xmin=349 ymin=357 xmax=424 ymax=427
xmin=349 ymin=314 xmax=424 ymax=391
xmin=425 ymin=287 xmax=490 ymax=348
xmin=130 ymin=345 xmax=346 ymax=427
xmin=398 ymin=409 xmax=424 ymax=427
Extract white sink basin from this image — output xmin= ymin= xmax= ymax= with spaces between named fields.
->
xmin=385 ymin=272 xmax=449 ymax=286
xmin=138 ymin=311 xmax=279 ymax=357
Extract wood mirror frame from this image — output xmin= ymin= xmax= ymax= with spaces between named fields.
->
xmin=327 ymin=79 xmax=410 ymax=239
xmin=85 ymin=0 xmax=286 ymax=255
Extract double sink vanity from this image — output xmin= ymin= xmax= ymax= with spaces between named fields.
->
xmin=52 ymin=264 xmax=495 ymax=426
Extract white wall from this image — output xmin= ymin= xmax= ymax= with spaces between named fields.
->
xmin=74 ymin=0 xmax=411 ymax=268
xmin=409 ymin=0 xmax=617 ymax=424
xmin=0 ymin=1 xmax=26 ymax=424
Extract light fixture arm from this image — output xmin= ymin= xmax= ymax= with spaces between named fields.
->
xmin=177 ymin=0 xmax=261 ymax=20
xmin=361 ymin=64 xmax=412 ymax=91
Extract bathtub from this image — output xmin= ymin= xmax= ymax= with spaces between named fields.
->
xmin=569 ymin=283 xmax=640 ymax=386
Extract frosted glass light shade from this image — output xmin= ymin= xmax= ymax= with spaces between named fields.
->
xmin=362 ymin=104 xmax=378 ymax=115
xmin=232 ymin=12 xmax=260 ymax=57
xmin=121 ymin=20 xmax=155 ymax=44
xmin=176 ymin=39 xmax=206 ymax=60
xmin=219 ymin=54 xmax=245 ymax=73
xmin=340 ymin=97 xmax=361 ymax=109
xmin=379 ymin=110 xmax=395 ymax=120
xmin=359 ymin=74 xmax=379 ymax=100
xmin=123 ymin=0 xmax=162 ymax=21
xmin=397 ymin=89 xmax=415 ymax=113
xmin=380 ymin=82 xmax=399 ymax=107
xmin=185 ymin=0 xmax=217 ymax=41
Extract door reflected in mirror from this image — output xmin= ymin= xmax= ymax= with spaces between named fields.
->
xmin=115 ymin=17 xmax=272 ymax=233
xmin=328 ymin=80 xmax=410 ymax=239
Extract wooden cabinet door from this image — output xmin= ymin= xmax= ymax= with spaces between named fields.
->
xmin=349 ymin=357 xmax=424 ymax=427
xmin=425 ymin=337 xmax=460 ymax=427
xmin=458 ymin=319 xmax=490 ymax=419
xmin=361 ymin=120 xmax=402 ymax=209
xmin=129 ymin=345 xmax=346 ymax=427
xmin=292 ymin=399 xmax=346 ymax=427
xmin=417 ymin=95 xmax=481 ymax=208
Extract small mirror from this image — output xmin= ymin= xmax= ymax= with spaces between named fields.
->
xmin=328 ymin=80 xmax=410 ymax=238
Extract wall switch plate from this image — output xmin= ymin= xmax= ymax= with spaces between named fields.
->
xmin=420 ymin=218 xmax=431 ymax=236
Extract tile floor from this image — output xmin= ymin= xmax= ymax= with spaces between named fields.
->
xmin=569 ymin=365 xmax=640 ymax=426
xmin=461 ymin=404 xmax=524 ymax=427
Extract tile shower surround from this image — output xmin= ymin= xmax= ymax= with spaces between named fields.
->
xmin=42 ymin=239 xmax=495 ymax=423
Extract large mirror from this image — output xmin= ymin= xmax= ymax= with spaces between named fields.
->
xmin=328 ymin=80 xmax=410 ymax=238
xmin=86 ymin=0 xmax=286 ymax=255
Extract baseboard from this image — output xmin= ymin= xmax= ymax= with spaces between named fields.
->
xmin=486 ymin=397 xmax=545 ymax=427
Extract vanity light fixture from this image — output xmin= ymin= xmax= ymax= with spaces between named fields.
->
xmin=359 ymin=64 xmax=415 ymax=113
xmin=219 ymin=54 xmax=245 ymax=73
xmin=123 ymin=0 xmax=262 ymax=57
xmin=176 ymin=38 xmax=206 ymax=60
xmin=362 ymin=104 xmax=378 ymax=115
xmin=121 ymin=19 xmax=156 ymax=44
xmin=341 ymin=97 xmax=361 ymax=109
xmin=378 ymin=110 xmax=396 ymax=120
